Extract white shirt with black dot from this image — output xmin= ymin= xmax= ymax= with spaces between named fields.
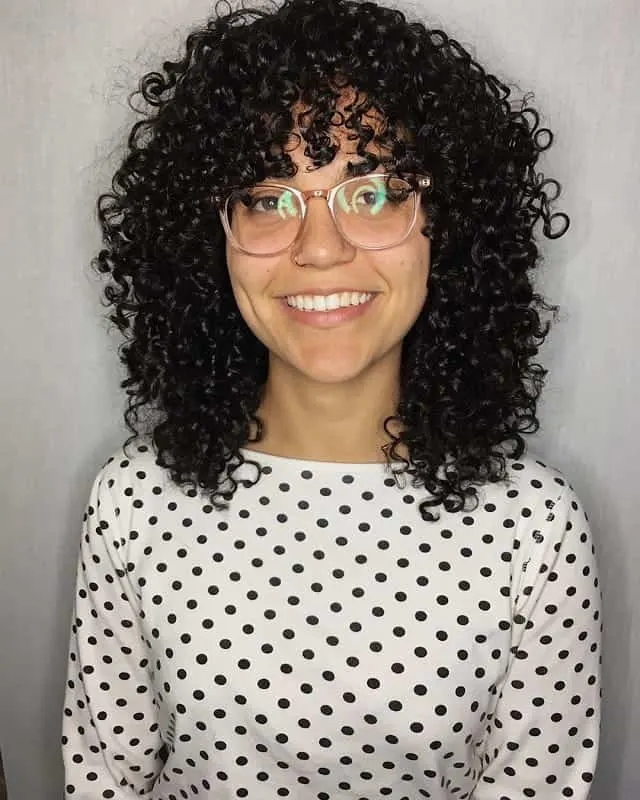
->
xmin=62 ymin=444 xmax=601 ymax=799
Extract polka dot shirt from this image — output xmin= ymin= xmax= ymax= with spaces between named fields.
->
xmin=62 ymin=444 xmax=601 ymax=799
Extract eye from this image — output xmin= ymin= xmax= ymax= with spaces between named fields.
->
xmin=243 ymin=189 xmax=299 ymax=219
xmin=337 ymin=177 xmax=389 ymax=216
xmin=352 ymin=184 xmax=387 ymax=215
xmin=244 ymin=194 xmax=279 ymax=212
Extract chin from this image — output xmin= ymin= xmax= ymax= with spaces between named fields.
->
xmin=300 ymin=365 xmax=368 ymax=385
xmin=290 ymin=347 xmax=390 ymax=386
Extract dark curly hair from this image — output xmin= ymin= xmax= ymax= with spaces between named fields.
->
xmin=96 ymin=0 xmax=569 ymax=520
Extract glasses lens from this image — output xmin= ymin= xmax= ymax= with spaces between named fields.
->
xmin=334 ymin=175 xmax=416 ymax=249
xmin=226 ymin=186 xmax=302 ymax=255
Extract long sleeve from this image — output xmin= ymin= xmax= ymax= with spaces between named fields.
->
xmin=62 ymin=467 xmax=164 ymax=798
xmin=472 ymin=484 xmax=602 ymax=799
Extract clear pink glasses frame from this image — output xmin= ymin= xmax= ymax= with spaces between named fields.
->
xmin=219 ymin=172 xmax=432 ymax=256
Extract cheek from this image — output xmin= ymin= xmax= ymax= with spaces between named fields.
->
xmin=392 ymin=239 xmax=431 ymax=322
xmin=227 ymin=252 xmax=274 ymax=302
xmin=412 ymin=237 xmax=431 ymax=293
xmin=226 ymin=253 xmax=282 ymax=340
xmin=386 ymin=237 xmax=430 ymax=296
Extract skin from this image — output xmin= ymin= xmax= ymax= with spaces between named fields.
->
xmin=226 ymin=126 xmax=431 ymax=462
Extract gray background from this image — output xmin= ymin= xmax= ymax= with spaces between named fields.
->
xmin=0 ymin=0 xmax=638 ymax=797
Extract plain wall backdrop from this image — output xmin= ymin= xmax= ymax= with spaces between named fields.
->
xmin=0 ymin=0 xmax=638 ymax=797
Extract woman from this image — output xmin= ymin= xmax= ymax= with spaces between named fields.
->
xmin=62 ymin=0 xmax=601 ymax=797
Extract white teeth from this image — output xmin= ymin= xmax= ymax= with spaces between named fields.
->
xmin=326 ymin=294 xmax=340 ymax=310
xmin=286 ymin=292 xmax=373 ymax=312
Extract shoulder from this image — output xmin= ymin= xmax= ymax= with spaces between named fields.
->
xmin=474 ymin=451 xmax=592 ymax=546
xmin=88 ymin=439 xmax=181 ymax=507
xmin=480 ymin=451 xmax=576 ymax=511
xmin=81 ymin=440 xmax=192 ymax=558
xmin=503 ymin=451 xmax=571 ymax=494
xmin=479 ymin=452 xmax=595 ymax=571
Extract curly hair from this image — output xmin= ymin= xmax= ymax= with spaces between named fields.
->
xmin=96 ymin=0 xmax=569 ymax=520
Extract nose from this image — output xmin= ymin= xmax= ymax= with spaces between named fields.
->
xmin=290 ymin=195 xmax=356 ymax=268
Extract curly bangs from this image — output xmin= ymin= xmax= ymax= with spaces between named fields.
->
xmin=96 ymin=0 xmax=569 ymax=519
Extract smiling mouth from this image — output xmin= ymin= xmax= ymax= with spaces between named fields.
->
xmin=285 ymin=291 xmax=374 ymax=312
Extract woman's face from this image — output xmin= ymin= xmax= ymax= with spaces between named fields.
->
xmin=225 ymin=128 xmax=430 ymax=387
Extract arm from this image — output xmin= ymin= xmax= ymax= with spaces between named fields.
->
xmin=62 ymin=466 xmax=164 ymax=798
xmin=472 ymin=484 xmax=601 ymax=799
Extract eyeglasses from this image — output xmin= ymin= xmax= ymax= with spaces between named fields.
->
xmin=219 ymin=172 xmax=432 ymax=256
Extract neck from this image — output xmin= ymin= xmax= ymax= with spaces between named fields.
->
xmin=248 ymin=356 xmax=403 ymax=463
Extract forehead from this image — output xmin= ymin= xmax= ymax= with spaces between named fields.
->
xmin=226 ymin=86 xmax=406 ymax=190
xmin=290 ymin=89 xmax=389 ymax=142
xmin=281 ymin=93 xmax=393 ymax=173
xmin=264 ymin=137 xmax=390 ymax=189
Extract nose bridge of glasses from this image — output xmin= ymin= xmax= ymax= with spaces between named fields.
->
xmin=299 ymin=188 xmax=331 ymax=214
xmin=296 ymin=187 xmax=338 ymax=228
xmin=301 ymin=188 xmax=329 ymax=200
xmin=291 ymin=186 xmax=356 ymax=261
xmin=296 ymin=188 xmax=344 ymax=243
